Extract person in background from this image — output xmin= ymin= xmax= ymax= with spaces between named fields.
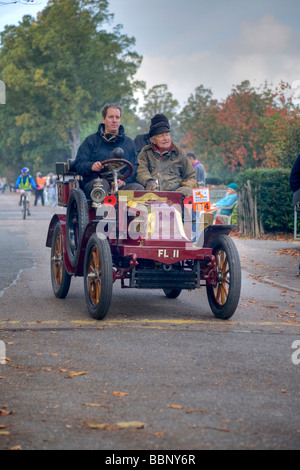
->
xmin=136 ymin=114 xmax=196 ymax=197
xmin=34 ymin=172 xmax=46 ymax=206
xmin=211 ymin=183 xmax=238 ymax=216
xmin=290 ymin=153 xmax=300 ymax=211
xmin=15 ymin=167 xmax=37 ymax=215
xmin=46 ymin=173 xmax=56 ymax=204
xmin=75 ymin=102 xmax=143 ymax=198
xmin=289 ymin=153 xmax=300 ymax=275
xmin=187 ymin=152 xmax=206 ymax=186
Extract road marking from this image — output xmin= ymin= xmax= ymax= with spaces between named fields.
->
xmin=0 ymin=318 xmax=299 ymax=329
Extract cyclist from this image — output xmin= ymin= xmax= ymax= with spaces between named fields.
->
xmin=15 ymin=167 xmax=37 ymax=215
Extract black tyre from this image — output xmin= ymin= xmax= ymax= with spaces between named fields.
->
xmin=66 ymin=188 xmax=89 ymax=268
xmin=206 ymin=234 xmax=241 ymax=319
xmin=51 ymin=222 xmax=71 ymax=298
xmin=163 ymin=288 xmax=182 ymax=298
xmin=84 ymin=233 xmax=113 ymax=320
xmin=22 ymin=198 xmax=27 ymax=219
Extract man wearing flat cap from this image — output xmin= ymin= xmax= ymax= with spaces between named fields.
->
xmin=136 ymin=114 xmax=196 ymax=197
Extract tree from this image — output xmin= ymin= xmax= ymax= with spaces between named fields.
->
xmin=0 ymin=0 xmax=143 ymax=175
xmin=215 ymin=80 xmax=300 ymax=172
xmin=139 ymin=84 xmax=179 ymax=136
xmin=179 ymin=80 xmax=300 ymax=179
xmin=215 ymin=81 xmax=269 ymax=171
xmin=260 ymin=82 xmax=300 ymax=168
xmin=179 ymin=85 xmax=223 ymax=178
xmin=281 ymin=117 xmax=300 ymax=168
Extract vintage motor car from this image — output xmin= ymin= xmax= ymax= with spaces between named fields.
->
xmin=46 ymin=150 xmax=241 ymax=321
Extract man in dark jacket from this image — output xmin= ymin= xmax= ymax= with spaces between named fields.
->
xmin=290 ymin=153 xmax=300 ymax=213
xmin=75 ymin=103 xmax=142 ymax=197
xmin=290 ymin=153 xmax=300 ymax=193
xmin=289 ymin=153 xmax=300 ymax=275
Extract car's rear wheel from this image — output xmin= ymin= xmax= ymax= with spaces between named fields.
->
xmin=51 ymin=222 xmax=71 ymax=298
xmin=66 ymin=188 xmax=89 ymax=268
xmin=163 ymin=288 xmax=182 ymax=299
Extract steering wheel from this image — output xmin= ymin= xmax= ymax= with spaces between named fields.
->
xmin=98 ymin=158 xmax=133 ymax=181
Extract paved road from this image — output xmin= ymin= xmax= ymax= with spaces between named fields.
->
xmin=0 ymin=193 xmax=299 ymax=450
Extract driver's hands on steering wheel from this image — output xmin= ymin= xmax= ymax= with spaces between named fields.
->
xmin=91 ymin=157 xmax=133 ymax=188
xmin=91 ymin=161 xmax=104 ymax=172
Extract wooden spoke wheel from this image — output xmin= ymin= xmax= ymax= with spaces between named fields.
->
xmin=51 ymin=222 xmax=71 ymax=298
xmin=206 ymin=234 xmax=241 ymax=319
xmin=66 ymin=188 xmax=89 ymax=268
xmin=84 ymin=233 xmax=113 ymax=320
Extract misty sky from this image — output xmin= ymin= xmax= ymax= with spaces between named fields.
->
xmin=1 ymin=0 xmax=300 ymax=108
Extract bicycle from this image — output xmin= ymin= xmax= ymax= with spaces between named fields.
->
xmin=20 ymin=190 xmax=32 ymax=219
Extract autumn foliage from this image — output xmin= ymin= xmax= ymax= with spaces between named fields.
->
xmin=180 ymin=80 xmax=300 ymax=178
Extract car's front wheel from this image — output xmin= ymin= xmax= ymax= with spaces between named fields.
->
xmin=83 ymin=233 xmax=113 ymax=320
xmin=206 ymin=234 xmax=241 ymax=319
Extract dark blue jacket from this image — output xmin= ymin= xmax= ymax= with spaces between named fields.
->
xmin=134 ymin=133 xmax=151 ymax=155
xmin=290 ymin=153 xmax=300 ymax=192
xmin=75 ymin=124 xmax=138 ymax=185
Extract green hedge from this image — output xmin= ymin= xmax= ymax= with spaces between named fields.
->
xmin=236 ymin=168 xmax=294 ymax=232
